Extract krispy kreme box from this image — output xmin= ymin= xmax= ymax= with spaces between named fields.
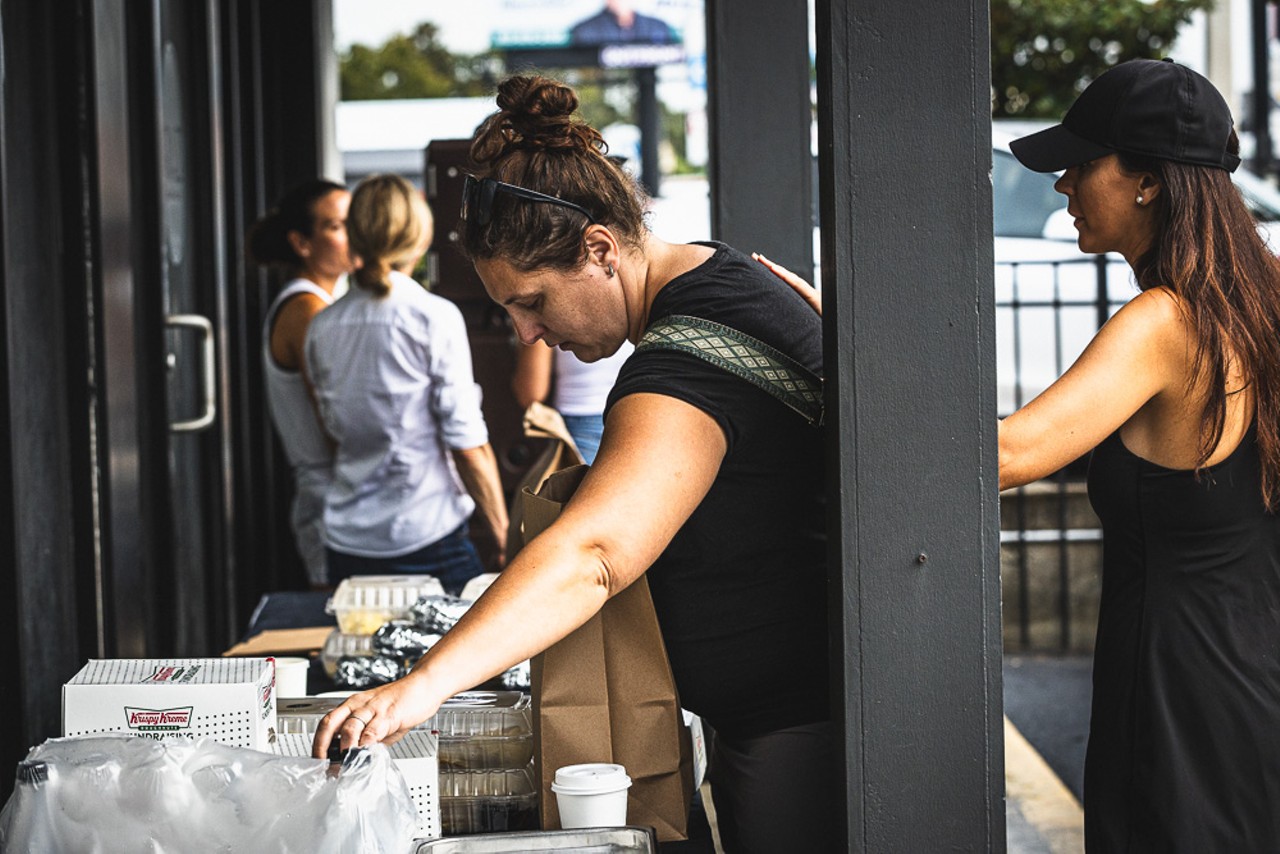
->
xmin=63 ymin=658 xmax=276 ymax=750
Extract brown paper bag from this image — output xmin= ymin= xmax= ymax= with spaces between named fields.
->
xmin=506 ymin=402 xmax=585 ymax=554
xmin=522 ymin=465 xmax=695 ymax=841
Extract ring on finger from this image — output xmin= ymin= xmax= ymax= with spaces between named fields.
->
xmin=352 ymin=712 xmax=371 ymax=725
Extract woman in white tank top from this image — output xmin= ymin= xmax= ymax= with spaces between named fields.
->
xmin=512 ymin=340 xmax=633 ymax=463
xmin=248 ymin=180 xmax=352 ymax=588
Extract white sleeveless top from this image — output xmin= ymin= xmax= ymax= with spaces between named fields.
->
xmin=552 ymin=341 xmax=634 ymax=416
xmin=263 ymin=279 xmax=334 ymax=471
xmin=263 ymin=279 xmax=334 ymax=583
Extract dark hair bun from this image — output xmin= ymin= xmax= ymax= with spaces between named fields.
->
xmin=496 ymin=76 xmax=578 ymax=121
xmin=246 ymin=211 xmax=294 ymax=267
xmin=476 ymin=75 xmax=604 ymax=158
xmin=246 ymin=179 xmax=346 ymax=268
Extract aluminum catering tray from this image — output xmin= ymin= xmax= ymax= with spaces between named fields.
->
xmin=414 ymin=826 xmax=658 ymax=853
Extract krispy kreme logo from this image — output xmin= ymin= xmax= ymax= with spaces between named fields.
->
xmin=140 ymin=664 xmax=201 ymax=683
xmin=125 ymin=707 xmax=193 ymax=731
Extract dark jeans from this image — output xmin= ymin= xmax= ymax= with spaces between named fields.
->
xmin=326 ymin=523 xmax=483 ymax=596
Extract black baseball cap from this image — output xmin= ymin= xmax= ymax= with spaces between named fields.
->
xmin=1010 ymin=58 xmax=1240 ymax=174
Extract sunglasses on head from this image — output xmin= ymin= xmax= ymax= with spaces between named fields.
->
xmin=460 ymin=174 xmax=597 ymax=227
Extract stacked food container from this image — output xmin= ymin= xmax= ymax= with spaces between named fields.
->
xmin=322 ymin=574 xmax=445 ymax=687
xmin=429 ymin=692 xmax=538 ymax=834
xmin=277 ymin=690 xmax=537 ymax=836
xmin=321 ymin=574 xmax=528 ymax=692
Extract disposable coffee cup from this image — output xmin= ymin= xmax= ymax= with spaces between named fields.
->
xmin=272 ymin=657 xmax=310 ymax=699
xmin=551 ymin=763 xmax=631 ymax=828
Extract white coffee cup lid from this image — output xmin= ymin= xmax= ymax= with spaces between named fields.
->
xmin=551 ymin=763 xmax=632 ymax=795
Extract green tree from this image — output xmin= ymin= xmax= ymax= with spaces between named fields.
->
xmin=992 ymin=0 xmax=1216 ymax=118
xmin=340 ymin=23 xmax=498 ymax=101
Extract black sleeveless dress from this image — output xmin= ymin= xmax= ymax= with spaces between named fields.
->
xmin=1085 ymin=424 xmax=1280 ymax=852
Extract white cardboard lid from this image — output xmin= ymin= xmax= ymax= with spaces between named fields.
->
xmin=68 ymin=658 xmax=271 ymax=686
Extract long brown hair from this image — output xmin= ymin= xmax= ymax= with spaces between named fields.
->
xmin=460 ymin=75 xmax=649 ymax=270
xmin=1124 ymin=137 xmax=1280 ymax=510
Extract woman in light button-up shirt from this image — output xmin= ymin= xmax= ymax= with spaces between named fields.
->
xmin=305 ymin=174 xmax=508 ymax=594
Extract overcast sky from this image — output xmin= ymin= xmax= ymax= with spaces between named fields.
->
xmin=332 ymin=0 xmax=500 ymax=54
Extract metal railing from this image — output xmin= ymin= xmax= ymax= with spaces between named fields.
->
xmin=997 ymin=253 xmax=1131 ymax=651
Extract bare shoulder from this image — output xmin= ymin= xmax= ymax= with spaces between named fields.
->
xmin=1100 ymin=286 xmax=1192 ymax=353
xmin=272 ymin=291 xmax=329 ymax=368
xmin=278 ymin=291 xmax=329 ymax=325
xmin=1115 ymin=285 xmax=1184 ymax=322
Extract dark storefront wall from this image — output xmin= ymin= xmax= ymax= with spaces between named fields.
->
xmin=0 ymin=0 xmax=1001 ymax=845
xmin=0 ymin=0 xmax=336 ymax=788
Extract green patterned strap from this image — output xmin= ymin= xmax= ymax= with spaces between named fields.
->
xmin=636 ymin=314 xmax=824 ymax=426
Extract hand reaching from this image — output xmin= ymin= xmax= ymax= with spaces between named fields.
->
xmin=753 ymin=253 xmax=823 ymax=316
xmin=311 ymin=670 xmax=441 ymax=759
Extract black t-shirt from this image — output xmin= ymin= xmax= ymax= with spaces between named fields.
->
xmin=605 ymin=242 xmax=828 ymax=738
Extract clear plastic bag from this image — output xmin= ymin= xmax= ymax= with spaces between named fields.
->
xmin=0 ymin=733 xmax=417 ymax=853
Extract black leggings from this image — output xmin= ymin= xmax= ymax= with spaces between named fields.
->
xmin=708 ymin=720 xmax=841 ymax=853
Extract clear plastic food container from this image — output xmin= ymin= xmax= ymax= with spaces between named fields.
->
xmin=277 ymin=690 xmax=532 ymax=765
xmin=319 ymin=630 xmax=374 ymax=678
xmin=428 ymin=692 xmax=534 ymax=771
xmin=276 ymin=696 xmax=345 ymax=734
xmin=325 ymin=575 xmax=446 ymax=635
xmin=438 ymin=767 xmax=539 ymax=836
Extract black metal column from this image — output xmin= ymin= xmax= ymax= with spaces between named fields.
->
xmin=1252 ymin=0 xmax=1272 ymax=177
xmin=816 ymin=0 xmax=1004 ymax=849
xmin=706 ymin=0 xmax=813 ymax=284
xmin=636 ymin=66 xmax=662 ymax=197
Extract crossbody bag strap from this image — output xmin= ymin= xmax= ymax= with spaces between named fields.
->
xmin=635 ymin=314 xmax=824 ymax=426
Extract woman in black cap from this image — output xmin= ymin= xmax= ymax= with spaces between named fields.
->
xmin=764 ymin=57 xmax=1280 ymax=851
xmin=1006 ymin=59 xmax=1280 ymax=852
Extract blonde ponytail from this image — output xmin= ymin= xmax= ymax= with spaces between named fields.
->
xmin=347 ymin=174 xmax=433 ymax=297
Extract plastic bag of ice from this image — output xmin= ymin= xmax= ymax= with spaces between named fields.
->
xmin=0 ymin=733 xmax=416 ymax=853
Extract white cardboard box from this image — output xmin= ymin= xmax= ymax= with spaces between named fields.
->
xmin=63 ymin=658 xmax=277 ymax=751
xmin=272 ymin=730 xmax=441 ymax=840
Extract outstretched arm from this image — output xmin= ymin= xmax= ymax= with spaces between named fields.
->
xmin=998 ymin=288 xmax=1187 ymax=489
xmin=313 ymin=392 xmax=727 ymax=757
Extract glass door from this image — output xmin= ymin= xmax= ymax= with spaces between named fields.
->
xmin=151 ymin=0 xmax=232 ymax=654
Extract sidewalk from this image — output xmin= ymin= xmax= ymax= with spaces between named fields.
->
xmin=1004 ymin=653 xmax=1092 ymax=853
xmin=1005 ymin=716 xmax=1084 ymax=853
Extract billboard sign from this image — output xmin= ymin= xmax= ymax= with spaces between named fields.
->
xmin=493 ymin=0 xmax=697 ymax=68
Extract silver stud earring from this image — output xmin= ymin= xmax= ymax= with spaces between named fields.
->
xmin=606 ymin=263 xmax=614 ymax=278
xmin=1136 ymin=195 xmax=1144 ymax=205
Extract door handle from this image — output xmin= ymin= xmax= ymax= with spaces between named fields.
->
xmin=165 ymin=314 xmax=216 ymax=432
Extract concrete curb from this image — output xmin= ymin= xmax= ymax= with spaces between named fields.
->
xmin=1004 ymin=716 xmax=1084 ymax=853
